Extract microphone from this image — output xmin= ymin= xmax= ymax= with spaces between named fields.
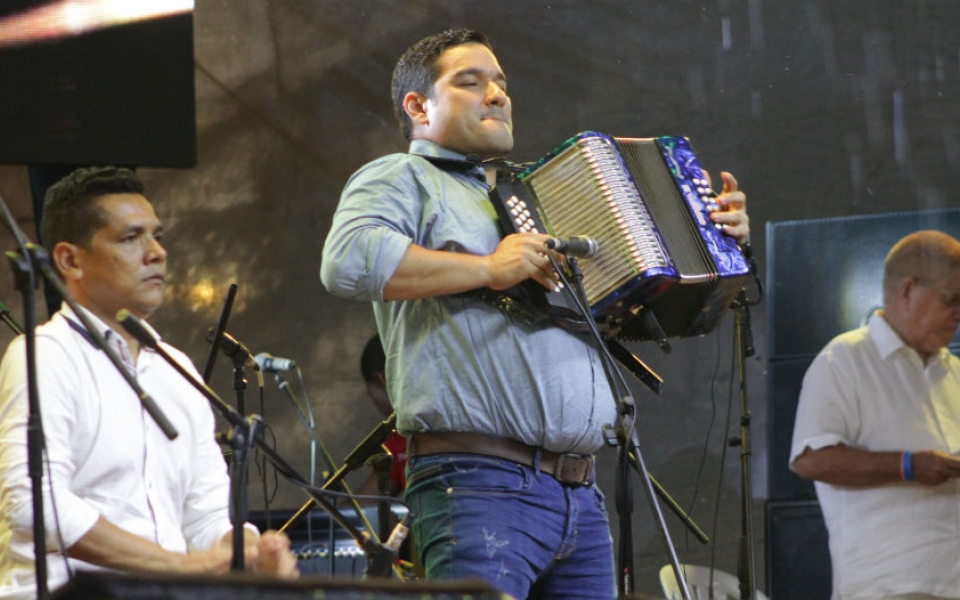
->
xmin=383 ymin=513 xmax=412 ymax=553
xmin=206 ymin=328 xmax=258 ymax=371
xmin=545 ymin=236 xmax=599 ymax=258
xmin=117 ymin=309 xmax=159 ymax=350
xmin=255 ymin=352 xmax=297 ymax=372
xmin=361 ymin=513 xmax=413 ymax=578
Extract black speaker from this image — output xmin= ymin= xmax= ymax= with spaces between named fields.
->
xmin=49 ymin=571 xmax=508 ymax=600
xmin=0 ymin=4 xmax=196 ymax=167
xmin=764 ymin=499 xmax=831 ymax=600
xmin=766 ymin=209 xmax=960 ymax=359
xmin=766 ymin=356 xmax=816 ymax=500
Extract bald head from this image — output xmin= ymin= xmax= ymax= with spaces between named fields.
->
xmin=881 ymin=230 xmax=960 ymax=360
xmin=883 ymin=230 xmax=960 ymax=307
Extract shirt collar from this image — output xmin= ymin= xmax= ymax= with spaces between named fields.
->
xmin=868 ymin=311 xmax=951 ymax=367
xmin=58 ymin=303 xmax=162 ymax=352
xmin=408 ymin=139 xmax=467 ymax=161
xmin=408 ymin=139 xmax=488 ymax=184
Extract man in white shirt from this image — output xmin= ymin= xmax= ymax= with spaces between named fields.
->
xmin=0 ymin=167 xmax=298 ymax=599
xmin=791 ymin=230 xmax=960 ymax=600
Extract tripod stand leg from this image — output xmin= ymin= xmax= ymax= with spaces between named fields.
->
xmin=628 ymin=435 xmax=692 ymax=600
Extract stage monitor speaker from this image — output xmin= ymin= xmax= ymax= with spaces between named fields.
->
xmin=766 ymin=356 xmax=816 ymax=500
xmin=765 ymin=499 xmax=831 ymax=600
xmin=766 ymin=208 xmax=960 ymax=359
xmin=0 ymin=3 xmax=196 ymax=167
xmin=49 ymin=571 xmax=509 ymax=600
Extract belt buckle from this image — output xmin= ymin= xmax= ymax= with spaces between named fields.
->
xmin=554 ymin=453 xmax=593 ymax=485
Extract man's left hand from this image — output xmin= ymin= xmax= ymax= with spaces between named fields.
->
xmin=708 ymin=171 xmax=749 ymax=245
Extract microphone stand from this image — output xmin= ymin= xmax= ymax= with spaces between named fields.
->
xmin=730 ymin=288 xmax=758 ymax=600
xmin=280 ymin=413 xmax=398 ymax=534
xmin=279 ymin=412 xmax=400 ymax=577
xmin=368 ymin=453 xmax=394 ymax=541
xmin=117 ymin=311 xmax=400 ymax=578
xmin=219 ymin=414 xmax=261 ymax=571
xmin=557 ymin=255 xmax=692 ymax=599
xmin=0 ymin=190 xmax=49 ymax=599
xmin=724 ymin=241 xmax=762 ymax=600
xmin=202 ymin=284 xmax=237 ymax=383
xmin=269 ymin=369 xmax=339 ymax=574
xmin=606 ymin=344 xmax=710 ymax=545
xmin=231 ymin=358 xmax=250 ymax=416
xmin=4 ymin=241 xmax=47 ymax=600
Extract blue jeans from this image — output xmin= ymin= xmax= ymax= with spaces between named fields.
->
xmin=404 ymin=453 xmax=616 ymax=600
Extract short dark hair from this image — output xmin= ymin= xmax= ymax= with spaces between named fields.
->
xmin=360 ymin=334 xmax=385 ymax=383
xmin=391 ymin=29 xmax=492 ymax=141
xmin=40 ymin=166 xmax=145 ymax=250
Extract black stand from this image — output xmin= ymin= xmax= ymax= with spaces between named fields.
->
xmin=220 ymin=415 xmax=261 ymax=571
xmin=556 ymin=256 xmax=693 ymax=599
xmin=268 ymin=369 xmax=396 ymax=576
xmin=730 ymin=290 xmax=758 ymax=600
xmin=280 ymin=413 xmax=398 ymax=533
xmin=117 ymin=312 xmax=403 ymax=578
xmin=5 ymin=242 xmax=47 ymax=600
xmin=231 ymin=363 xmax=250 ymax=417
xmin=368 ymin=453 xmax=394 ymax=541
xmin=226 ymin=345 xmax=257 ymax=571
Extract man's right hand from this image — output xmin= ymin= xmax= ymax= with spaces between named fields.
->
xmin=487 ymin=233 xmax=561 ymax=292
xmin=383 ymin=234 xmax=562 ymax=301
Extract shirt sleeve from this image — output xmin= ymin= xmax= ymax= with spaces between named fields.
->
xmin=0 ymin=335 xmax=101 ymax=548
xmin=320 ymin=156 xmax=420 ymax=301
xmin=789 ymin=343 xmax=859 ymax=469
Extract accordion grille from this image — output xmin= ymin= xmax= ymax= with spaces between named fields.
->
xmin=524 ymin=134 xmax=670 ymax=307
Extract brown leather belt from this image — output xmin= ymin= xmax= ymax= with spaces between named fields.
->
xmin=408 ymin=431 xmax=595 ymax=486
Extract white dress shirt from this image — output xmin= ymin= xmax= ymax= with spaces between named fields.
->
xmin=0 ymin=306 xmax=238 ymax=599
xmin=790 ymin=314 xmax=960 ymax=600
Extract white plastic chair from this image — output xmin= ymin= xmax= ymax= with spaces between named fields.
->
xmin=658 ymin=564 xmax=771 ymax=600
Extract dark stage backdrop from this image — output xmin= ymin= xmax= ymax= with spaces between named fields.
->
xmin=0 ymin=1 xmax=959 ymax=596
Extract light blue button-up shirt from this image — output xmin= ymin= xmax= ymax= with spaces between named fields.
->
xmin=321 ymin=140 xmax=616 ymax=454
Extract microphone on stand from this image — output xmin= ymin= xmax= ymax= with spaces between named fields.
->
xmin=362 ymin=512 xmax=414 ymax=577
xmin=255 ymin=352 xmax=296 ymax=372
xmin=382 ymin=513 xmax=412 ymax=553
xmin=206 ymin=328 xmax=259 ymax=371
xmin=545 ymin=236 xmax=599 ymax=258
xmin=118 ymin=309 xmax=159 ymax=350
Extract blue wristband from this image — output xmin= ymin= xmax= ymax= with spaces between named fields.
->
xmin=902 ymin=451 xmax=914 ymax=482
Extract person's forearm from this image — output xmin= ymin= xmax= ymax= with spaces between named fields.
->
xmin=66 ymin=516 xmax=186 ymax=572
xmin=793 ymin=445 xmax=901 ymax=486
xmin=383 ymin=244 xmax=491 ymax=301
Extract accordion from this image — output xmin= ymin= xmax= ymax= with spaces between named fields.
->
xmin=488 ymin=131 xmax=750 ymax=342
